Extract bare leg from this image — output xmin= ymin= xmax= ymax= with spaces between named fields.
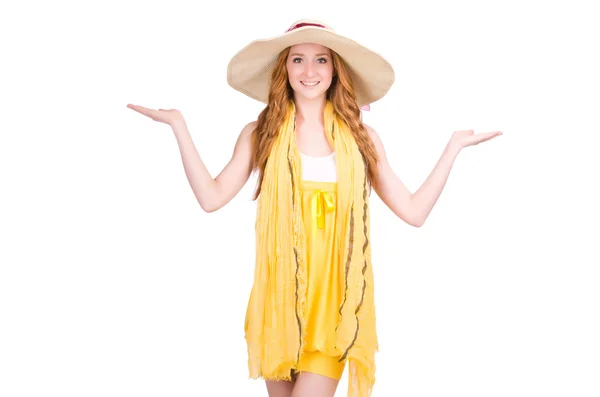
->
xmin=265 ymin=371 xmax=298 ymax=397
xmin=291 ymin=371 xmax=340 ymax=397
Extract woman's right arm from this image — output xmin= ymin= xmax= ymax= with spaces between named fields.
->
xmin=171 ymin=118 xmax=257 ymax=213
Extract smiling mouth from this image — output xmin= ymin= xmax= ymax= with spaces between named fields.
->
xmin=301 ymin=81 xmax=320 ymax=86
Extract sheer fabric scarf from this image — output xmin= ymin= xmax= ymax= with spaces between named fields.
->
xmin=245 ymin=100 xmax=378 ymax=396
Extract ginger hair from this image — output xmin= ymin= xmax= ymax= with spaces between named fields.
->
xmin=250 ymin=47 xmax=379 ymax=200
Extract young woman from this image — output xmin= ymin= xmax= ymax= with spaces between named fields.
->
xmin=127 ymin=19 xmax=502 ymax=397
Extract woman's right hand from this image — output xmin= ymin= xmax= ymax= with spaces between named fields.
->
xmin=126 ymin=104 xmax=185 ymax=126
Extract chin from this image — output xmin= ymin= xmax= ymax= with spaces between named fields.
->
xmin=299 ymin=93 xmax=327 ymax=101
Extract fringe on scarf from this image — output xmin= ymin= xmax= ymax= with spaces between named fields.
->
xmin=244 ymin=100 xmax=379 ymax=396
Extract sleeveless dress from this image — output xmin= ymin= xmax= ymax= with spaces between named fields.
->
xmin=295 ymin=150 xmax=347 ymax=380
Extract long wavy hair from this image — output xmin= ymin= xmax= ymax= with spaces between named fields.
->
xmin=250 ymin=46 xmax=379 ymax=200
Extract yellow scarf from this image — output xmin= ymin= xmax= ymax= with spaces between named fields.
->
xmin=245 ymin=100 xmax=378 ymax=396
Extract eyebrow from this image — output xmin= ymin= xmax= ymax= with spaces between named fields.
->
xmin=289 ymin=53 xmax=330 ymax=57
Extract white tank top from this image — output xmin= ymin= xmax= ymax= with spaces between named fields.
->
xmin=300 ymin=151 xmax=337 ymax=182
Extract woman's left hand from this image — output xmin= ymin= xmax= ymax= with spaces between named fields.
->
xmin=449 ymin=129 xmax=503 ymax=151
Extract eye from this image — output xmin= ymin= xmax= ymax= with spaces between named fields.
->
xmin=291 ymin=57 xmax=328 ymax=63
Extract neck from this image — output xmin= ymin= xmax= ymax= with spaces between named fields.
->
xmin=293 ymin=96 xmax=327 ymax=128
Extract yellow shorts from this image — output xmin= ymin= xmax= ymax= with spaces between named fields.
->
xmin=297 ymin=350 xmax=346 ymax=380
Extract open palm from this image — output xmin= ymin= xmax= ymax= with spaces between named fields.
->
xmin=126 ymin=104 xmax=185 ymax=126
xmin=451 ymin=129 xmax=503 ymax=149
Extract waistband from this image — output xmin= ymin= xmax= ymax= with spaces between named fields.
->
xmin=299 ymin=180 xmax=337 ymax=192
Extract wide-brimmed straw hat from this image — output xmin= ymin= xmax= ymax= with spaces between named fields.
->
xmin=226 ymin=19 xmax=395 ymax=108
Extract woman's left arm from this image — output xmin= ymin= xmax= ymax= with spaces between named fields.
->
xmin=365 ymin=124 xmax=502 ymax=227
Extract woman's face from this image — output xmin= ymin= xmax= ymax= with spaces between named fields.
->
xmin=286 ymin=43 xmax=334 ymax=101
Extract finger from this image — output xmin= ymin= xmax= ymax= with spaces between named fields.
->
xmin=127 ymin=104 xmax=144 ymax=113
xmin=476 ymin=132 xmax=501 ymax=144
xmin=484 ymin=131 xmax=503 ymax=141
xmin=127 ymin=104 xmax=156 ymax=117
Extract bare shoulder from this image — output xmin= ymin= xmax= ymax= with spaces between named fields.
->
xmin=362 ymin=122 xmax=388 ymax=161
xmin=234 ymin=120 xmax=258 ymax=148
xmin=243 ymin=120 xmax=258 ymax=136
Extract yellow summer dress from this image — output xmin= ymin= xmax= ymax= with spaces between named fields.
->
xmin=295 ymin=150 xmax=346 ymax=380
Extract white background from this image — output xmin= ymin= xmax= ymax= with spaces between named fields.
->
xmin=1 ymin=0 xmax=599 ymax=396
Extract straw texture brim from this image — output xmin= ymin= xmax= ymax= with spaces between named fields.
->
xmin=227 ymin=26 xmax=395 ymax=107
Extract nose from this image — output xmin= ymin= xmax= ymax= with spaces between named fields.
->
xmin=304 ymin=61 xmax=316 ymax=78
